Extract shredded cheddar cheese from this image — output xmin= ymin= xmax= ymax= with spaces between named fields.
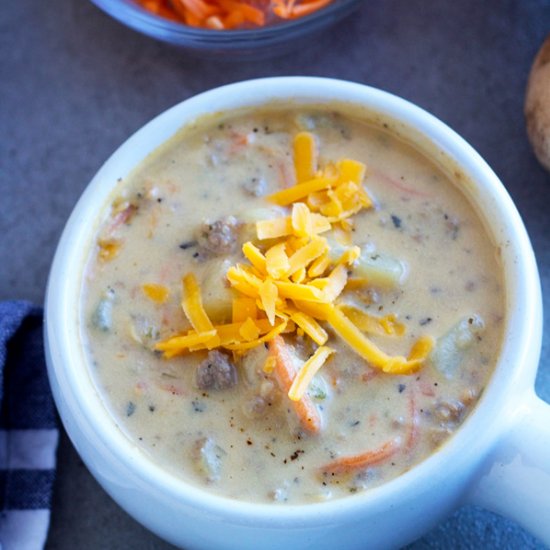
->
xmin=336 ymin=158 xmax=367 ymax=185
xmin=293 ymin=132 xmax=318 ymax=183
xmin=98 ymin=238 xmax=122 ymax=262
xmin=232 ymin=297 xmax=258 ymax=323
xmin=259 ymin=278 xmax=278 ymax=325
xmin=338 ymin=305 xmax=406 ymax=337
xmin=287 ymin=238 xmax=327 ymax=275
xmin=289 ymin=310 xmax=328 ymax=345
xmin=291 ymin=202 xmax=314 ymax=237
xmin=182 ymin=275 xmax=214 ymax=332
xmin=262 ymin=355 xmax=277 ymax=374
xmin=265 ymin=242 xmax=290 ymax=279
xmin=242 ymin=242 xmax=266 ymax=274
xmin=337 ymin=245 xmax=361 ymax=267
xmin=307 ymin=252 xmax=330 ymax=278
xmin=256 ymin=217 xmax=293 ymax=240
xmin=275 ymin=280 xmax=326 ymax=303
xmin=239 ymin=317 xmax=261 ymax=341
xmin=224 ymin=319 xmax=289 ymax=351
xmin=288 ymin=346 xmax=335 ymax=401
xmin=142 ymin=283 xmax=170 ymax=304
xmin=155 ymin=329 xmax=217 ymax=359
xmin=267 ymin=177 xmax=335 ymax=206
xmin=155 ymin=130 xmax=434 ymax=405
xmin=291 ymin=266 xmax=306 ymax=284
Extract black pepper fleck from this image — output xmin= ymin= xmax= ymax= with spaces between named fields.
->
xmin=391 ymin=215 xmax=402 ymax=229
xmin=192 ymin=400 xmax=206 ymax=413
xmin=290 ymin=450 xmax=304 ymax=461
xmin=179 ymin=241 xmax=197 ymax=250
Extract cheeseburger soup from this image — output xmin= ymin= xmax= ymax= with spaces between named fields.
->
xmin=81 ymin=106 xmax=504 ymax=503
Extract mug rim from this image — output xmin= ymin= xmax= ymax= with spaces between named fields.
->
xmin=45 ymin=76 xmax=542 ymax=526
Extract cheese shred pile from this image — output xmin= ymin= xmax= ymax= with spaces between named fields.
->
xmin=155 ymin=131 xmax=434 ymax=400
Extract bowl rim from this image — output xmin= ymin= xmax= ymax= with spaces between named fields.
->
xmin=45 ymin=76 xmax=542 ymax=526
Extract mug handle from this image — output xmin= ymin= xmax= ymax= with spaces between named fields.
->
xmin=467 ymin=389 xmax=550 ymax=545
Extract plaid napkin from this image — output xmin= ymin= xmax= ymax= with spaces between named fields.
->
xmin=0 ymin=301 xmax=58 ymax=550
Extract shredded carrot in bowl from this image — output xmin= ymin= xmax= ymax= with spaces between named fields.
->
xmin=135 ymin=0 xmax=335 ymax=30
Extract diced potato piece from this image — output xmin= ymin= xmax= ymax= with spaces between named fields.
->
xmin=324 ymin=230 xmax=353 ymax=262
xmin=193 ymin=437 xmax=225 ymax=483
xmin=241 ymin=344 xmax=269 ymax=386
xmin=200 ymin=259 xmax=234 ymax=324
xmin=430 ymin=315 xmax=485 ymax=378
xmin=354 ymin=247 xmax=408 ymax=288
xmin=294 ymin=113 xmax=350 ymax=138
xmin=91 ymin=289 xmax=115 ymax=332
xmin=238 ymin=207 xmax=288 ymax=225
xmin=128 ymin=315 xmax=160 ymax=346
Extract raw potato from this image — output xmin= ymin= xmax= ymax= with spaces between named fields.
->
xmin=525 ymin=34 xmax=550 ymax=171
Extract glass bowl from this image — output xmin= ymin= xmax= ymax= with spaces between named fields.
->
xmin=89 ymin=0 xmax=364 ymax=59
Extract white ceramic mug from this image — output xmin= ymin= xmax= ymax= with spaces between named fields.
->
xmin=45 ymin=77 xmax=550 ymax=549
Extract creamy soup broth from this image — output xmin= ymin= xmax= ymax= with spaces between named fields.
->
xmin=81 ymin=106 xmax=504 ymax=503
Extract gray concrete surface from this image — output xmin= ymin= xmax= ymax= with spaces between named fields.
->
xmin=1 ymin=0 xmax=549 ymax=548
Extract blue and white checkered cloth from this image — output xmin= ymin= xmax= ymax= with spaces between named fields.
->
xmin=0 ymin=301 xmax=58 ymax=550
